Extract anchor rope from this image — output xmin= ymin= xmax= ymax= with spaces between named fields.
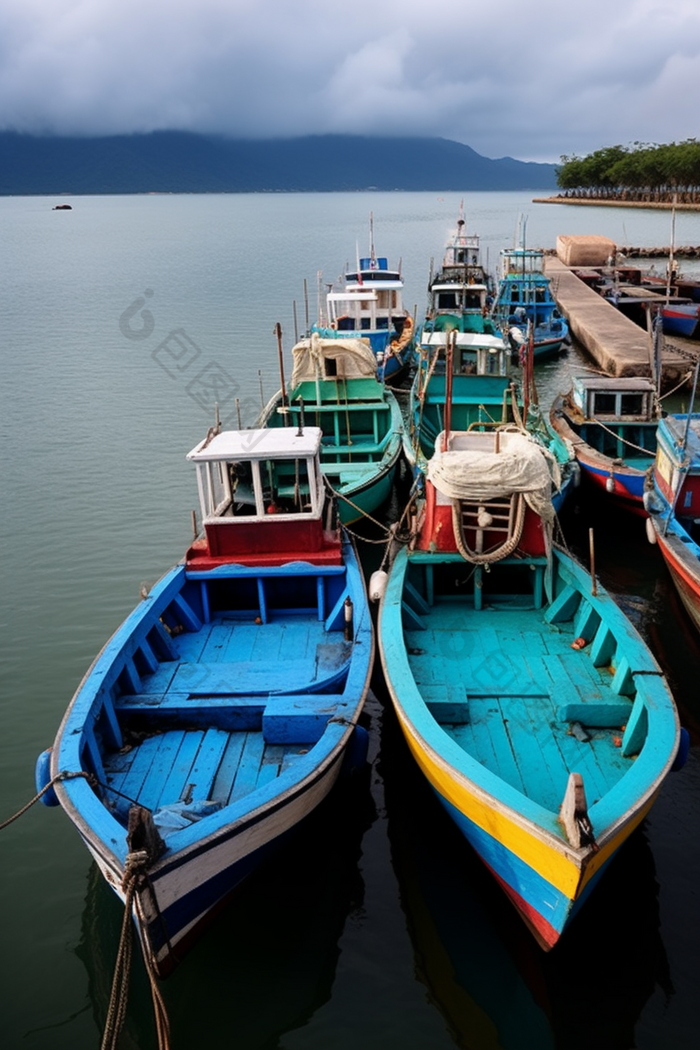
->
xmin=100 ymin=851 xmax=171 ymax=1050
xmin=0 ymin=770 xmax=95 ymax=831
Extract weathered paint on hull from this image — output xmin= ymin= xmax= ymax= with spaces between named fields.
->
xmin=87 ymin=745 xmax=348 ymax=976
xmin=653 ymin=526 xmax=700 ymax=635
xmin=577 ymin=458 xmax=648 ymax=516
xmin=337 ymin=463 xmax=396 ymax=525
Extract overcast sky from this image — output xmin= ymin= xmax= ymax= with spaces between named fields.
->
xmin=1 ymin=0 xmax=698 ymax=163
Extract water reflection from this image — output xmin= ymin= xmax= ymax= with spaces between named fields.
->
xmin=382 ymin=698 xmax=671 ymax=1050
xmin=75 ymin=768 xmax=375 ymax=1049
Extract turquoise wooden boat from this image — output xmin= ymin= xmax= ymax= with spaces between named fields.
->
xmin=378 ymin=427 xmax=681 ymax=949
xmin=259 ymin=334 xmax=403 ymax=525
xmin=407 ymin=331 xmax=578 ymax=514
xmin=37 ymin=425 xmax=373 ymax=978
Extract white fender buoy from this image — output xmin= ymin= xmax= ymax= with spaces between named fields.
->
xmin=369 ymin=569 xmax=388 ymax=603
xmin=646 ymin=517 xmax=657 ymax=545
xmin=606 ymin=475 xmax=616 ymax=493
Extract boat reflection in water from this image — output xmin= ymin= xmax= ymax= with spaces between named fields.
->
xmin=75 ymin=770 xmax=374 ymax=1048
xmin=381 ymin=700 xmax=672 ymax=1050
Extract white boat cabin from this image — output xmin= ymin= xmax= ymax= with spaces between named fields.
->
xmin=429 ymin=279 xmax=489 ymax=315
xmin=186 ymin=427 xmax=337 ymax=565
xmin=571 ymin=376 xmax=658 ymax=423
xmin=327 ymin=257 xmax=404 ymax=332
xmin=187 ymin=427 xmax=325 ymax=522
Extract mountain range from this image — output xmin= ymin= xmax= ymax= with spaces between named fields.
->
xmin=0 ymin=131 xmax=558 ymax=195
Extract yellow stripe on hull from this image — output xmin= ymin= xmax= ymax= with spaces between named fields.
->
xmin=393 ymin=703 xmax=654 ymax=901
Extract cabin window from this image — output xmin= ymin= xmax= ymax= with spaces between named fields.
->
xmin=438 ymin=292 xmax=458 ymax=309
xmin=260 ymin=457 xmax=314 ymax=514
xmin=591 ymin=392 xmax=617 ymax=415
xmin=619 ymin=393 xmax=645 ymax=416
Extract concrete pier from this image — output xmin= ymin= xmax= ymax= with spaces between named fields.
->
xmin=544 ymin=255 xmax=696 ymax=389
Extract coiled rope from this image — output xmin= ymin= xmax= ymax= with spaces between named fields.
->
xmin=451 ymin=493 xmax=527 ymax=564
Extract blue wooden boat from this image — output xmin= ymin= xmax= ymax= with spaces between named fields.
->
xmin=491 ymin=246 xmax=569 ymax=360
xmin=37 ymin=425 xmax=373 ymax=978
xmin=311 ymin=214 xmax=415 ymax=385
xmin=258 ymin=334 xmax=403 ymax=525
xmin=645 ymin=409 xmax=700 ymax=635
xmin=378 ymin=426 xmax=681 ymax=949
xmin=550 ymin=375 xmax=661 ymax=516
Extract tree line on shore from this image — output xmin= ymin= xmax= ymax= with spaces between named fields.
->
xmin=556 ymin=140 xmax=700 ymax=204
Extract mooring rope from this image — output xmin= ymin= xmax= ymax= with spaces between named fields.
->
xmin=100 ymin=853 xmax=171 ymax=1050
xmin=587 ymin=417 xmax=657 ymax=457
xmin=0 ymin=770 xmax=95 ymax=831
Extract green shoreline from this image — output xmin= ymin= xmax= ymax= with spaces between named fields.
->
xmin=533 ymin=196 xmax=700 ymax=212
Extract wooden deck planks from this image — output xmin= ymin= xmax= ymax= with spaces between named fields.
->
xmin=413 ymin=604 xmax=634 ymax=811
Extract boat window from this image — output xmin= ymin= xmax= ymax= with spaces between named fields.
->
xmin=591 ymin=392 xmax=617 ymax=415
xmin=619 ymin=394 xmax=645 ymax=416
xmin=260 ymin=457 xmax=313 ymax=514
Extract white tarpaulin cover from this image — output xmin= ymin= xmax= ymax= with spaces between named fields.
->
xmin=291 ymin=333 xmax=377 ymax=388
xmin=427 ymin=432 xmax=556 ymax=523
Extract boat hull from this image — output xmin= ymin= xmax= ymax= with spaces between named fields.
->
xmin=48 ymin=538 xmax=373 ymax=977
xmin=379 ymin=545 xmax=679 ymax=947
xmin=650 ymin=516 xmax=700 ymax=634
xmin=85 ymin=743 xmax=350 ymax=975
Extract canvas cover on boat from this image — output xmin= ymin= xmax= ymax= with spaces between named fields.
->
xmin=427 ymin=432 xmax=556 ymax=523
xmin=291 ymin=333 xmax=377 ymax=388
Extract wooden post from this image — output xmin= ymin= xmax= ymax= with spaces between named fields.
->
xmin=275 ymin=322 xmax=288 ymax=412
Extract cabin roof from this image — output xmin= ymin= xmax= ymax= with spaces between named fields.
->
xmin=187 ymin=427 xmax=323 ymax=463
xmin=573 ymin=375 xmax=657 ymax=394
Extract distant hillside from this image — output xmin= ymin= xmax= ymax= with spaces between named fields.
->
xmin=0 ymin=131 xmax=558 ymax=195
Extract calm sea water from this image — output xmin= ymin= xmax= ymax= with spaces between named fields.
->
xmin=1 ymin=192 xmax=699 ymax=1050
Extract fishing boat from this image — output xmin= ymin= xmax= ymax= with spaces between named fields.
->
xmin=550 ymin=374 xmax=661 ymax=516
xmin=407 ymin=326 xmax=577 ymax=513
xmin=420 ymin=205 xmax=498 ymax=352
xmin=645 ymin=403 xmax=700 ymax=634
xmin=311 ymin=214 xmax=415 ymax=385
xmin=259 ymin=332 xmax=403 ymax=526
xmin=36 ymin=424 xmax=373 ymax=979
xmin=378 ymin=425 xmax=682 ymax=950
xmin=491 ymin=246 xmax=570 ymax=360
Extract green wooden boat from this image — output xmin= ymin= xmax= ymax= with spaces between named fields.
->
xmin=259 ymin=334 xmax=404 ymax=525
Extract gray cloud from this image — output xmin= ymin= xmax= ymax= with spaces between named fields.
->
xmin=0 ymin=0 xmax=698 ymax=162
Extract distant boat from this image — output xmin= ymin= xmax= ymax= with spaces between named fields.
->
xmin=550 ymin=374 xmax=661 ymax=516
xmin=37 ymin=424 xmax=373 ymax=978
xmin=420 ymin=204 xmax=499 ymax=351
xmin=258 ymin=333 xmax=403 ymax=525
xmin=491 ymin=246 xmax=570 ymax=360
xmin=645 ymin=405 xmax=700 ymax=634
xmin=378 ymin=426 xmax=682 ymax=950
xmin=311 ymin=214 xmax=415 ymax=385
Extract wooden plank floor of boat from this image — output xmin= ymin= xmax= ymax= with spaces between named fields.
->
xmin=406 ymin=606 xmax=634 ymax=811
